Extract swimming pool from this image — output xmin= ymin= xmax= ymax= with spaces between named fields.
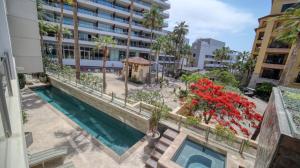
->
xmin=33 ymin=86 xmax=144 ymax=155
xmin=172 ymin=139 xmax=226 ymax=168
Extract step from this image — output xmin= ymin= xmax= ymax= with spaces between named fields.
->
xmin=151 ymin=150 xmax=162 ymax=161
xmin=163 ymin=129 xmax=178 ymax=141
xmin=155 ymin=142 xmax=168 ymax=154
xmin=159 ymin=136 xmax=173 ymax=146
xmin=145 ymin=158 xmax=157 ymax=168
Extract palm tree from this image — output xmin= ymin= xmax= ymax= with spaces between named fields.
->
xmin=213 ymin=47 xmax=231 ymax=69
xmin=93 ymin=36 xmax=116 ymax=93
xmin=72 ymin=0 xmax=80 ymax=80
xmin=151 ymin=35 xmax=167 ymax=83
xmin=172 ymin=22 xmax=189 ymax=75
xmin=275 ymin=7 xmax=300 ymax=86
xmin=142 ymin=5 xmax=164 ymax=84
xmin=124 ymin=0 xmax=134 ymax=105
xmin=180 ymin=43 xmax=192 ymax=71
xmin=48 ymin=24 xmax=71 ymax=64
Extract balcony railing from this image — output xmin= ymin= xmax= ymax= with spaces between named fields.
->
xmin=0 ymin=52 xmax=13 ymax=138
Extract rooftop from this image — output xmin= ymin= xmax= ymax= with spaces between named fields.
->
xmin=122 ymin=57 xmax=152 ymax=65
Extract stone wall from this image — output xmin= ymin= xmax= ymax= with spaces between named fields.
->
xmin=255 ymin=87 xmax=300 ymax=168
xmin=49 ymin=77 xmax=149 ymax=133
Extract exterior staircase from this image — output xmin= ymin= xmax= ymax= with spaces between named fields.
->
xmin=145 ymin=129 xmax=179 ymax=168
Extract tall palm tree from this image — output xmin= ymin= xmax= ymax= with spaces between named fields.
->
xmin=213 ymin=46 xmax=231 ymax=69
xmin=151 ymin=35 xmax=166 ymax=83
xmin=142 ymin=5 xmax=163 ymax=84
xmin=93 ymin=36 xmax=116 ymax=93
xmin=48 ymin=24 xmax=71 ymax=63
xmin=124 ymin=0 xmax=134 ymax=105
xmin=161 ymin=34 xmax=173 ymax=80
xmin=172 ymin=22 xmax=189 ymax=75
xmin=275 ymin=7 xmax=300 ymax=86
xmin=72 ymin=0 xmax=80 ymax=80
xmin=180 ymin=43 xmax=192 ymax=71
xmin=57 ymin=0 xmax=69 ymax=69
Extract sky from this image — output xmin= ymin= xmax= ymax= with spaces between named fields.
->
xmin=166 ymin=0 xmax=271 ymax=52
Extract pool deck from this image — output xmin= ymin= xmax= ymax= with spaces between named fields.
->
xmin=22 ymin=88 xmax=151 ymax=168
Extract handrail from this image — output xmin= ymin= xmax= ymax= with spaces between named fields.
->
xmin=0 ymin=52 xmax=12 ymax=137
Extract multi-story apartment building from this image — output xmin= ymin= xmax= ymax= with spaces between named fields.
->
xmin=1 ymin=0 xmax=43 ymax=167
xmin=248 ymin=0 xmax=300 ymax=88
xmin=41 ymin=0 xmax=172 ymax=70
xmin=192 ymin=38 xmax=239 ymax=70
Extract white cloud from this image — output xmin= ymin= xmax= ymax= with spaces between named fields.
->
xmin=166 ymin=0 xmax=257 ymax=44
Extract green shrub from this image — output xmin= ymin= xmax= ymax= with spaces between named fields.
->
xmin=18 ymin=73 xmax=26 ymax=89
xmin=186 ymin=116 xmax=201 ymax=126
xmin=206 ymin=70 xmax=239 ymax=87
xmin=178 ymin=89 xmax=188 ymax=98
xmin=255 ymin=82 xmax=274 ymax=101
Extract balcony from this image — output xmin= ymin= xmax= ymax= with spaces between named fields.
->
xmin=261 ymin=68 xmax=281 ymax=80
xmin=264 ymin=54 xmax=286 ymax=64
xmin=269 ymin=41 xmax=290 ymax=49
xmin=43 ymin=36 xmax=151 ymax=52
xmin=42 ymin=1 xmax=165 ymax=35
xmin=266 ymin=48 xmax=290 ymax=54
xmin=262 ymin=63 xmax=285 ymax=69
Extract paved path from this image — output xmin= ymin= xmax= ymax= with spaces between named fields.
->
xmin=22 ymin=89 xmax=151 ymax=168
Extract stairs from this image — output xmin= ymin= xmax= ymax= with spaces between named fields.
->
xmin=145 ymin=129 xmax=179 ymax=168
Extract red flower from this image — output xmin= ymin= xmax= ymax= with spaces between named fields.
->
xmin=185 ymin=78 xmax=262 ymax=137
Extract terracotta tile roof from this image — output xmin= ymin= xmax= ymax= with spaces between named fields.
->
xmin=122 ymin=57 xmax=151 ymax=65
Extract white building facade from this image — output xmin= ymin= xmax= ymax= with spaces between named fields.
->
xmin=41 ymin=0 xmax=172 ymax=70
xmin=192 ymin=38 xmax=239 ymax=70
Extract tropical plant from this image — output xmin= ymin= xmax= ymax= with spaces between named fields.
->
xmin=124 ymin=0 xmax=134 ymax=104
xmin=255 ymin=82 xmax=274 ymax=101
xmin=185 ymin=116 xmax=201 ymax=127
xmin=143 ymin=5 xmax=164 ymax=84
xmin=179 ymin=43 xmax=192 ymax=70
xmin=187 ymin=78 xmax=262 ymax=137
xmin=149 ymin=97 xmax=169 ymax=136
xmin=206 ymin=70 xmax=239 ymax=87
xmin=275 ymin=7 xmax=300 ymax=86
xmin=161 ymin=34 xmax=174 ymax=80
xmin=18 ymin=74 xmax=26 ymax=89
xmin=72 ymin=0 xmax=80 ymax=80
xmin=172 ymin=22 xmax=189 ymax=75
xmin=48 ymin=24 xmax=71 ymax=68
xmin=93 ymin=36 xmax=116 ymax=92
xmin=213 ymin=47 xmax=232 ymax=69
xmin=152 ymin=35 xmax=168 ymax=83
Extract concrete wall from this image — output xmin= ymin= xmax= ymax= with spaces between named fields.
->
xmin=6 ymin=0 xmax=43 ymax=73
xmin=49 ymin=77 xmax=149 ymax=133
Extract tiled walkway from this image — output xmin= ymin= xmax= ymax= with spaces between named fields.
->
xmin=22 ymin=89 xmax=151 ymax=168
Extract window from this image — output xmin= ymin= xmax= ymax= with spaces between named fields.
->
xmin=264 ymin=54 xmax=286 ymax=65
xmin=63 ymin=45 xmax=74 ymax=59
xmin=261 ymin=68 xmax=281 ymax=80
xmin=281 ymin=3 xmax=296 ymax=12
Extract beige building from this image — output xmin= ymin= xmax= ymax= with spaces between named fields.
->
xmin=122 ymin=57 xmax=151 ymax=83
xmin=248 ymin=0 xmax=300 ymax=88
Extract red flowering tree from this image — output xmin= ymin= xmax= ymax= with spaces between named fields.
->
xmin=188 ymin=78 xmax=262 ymax=137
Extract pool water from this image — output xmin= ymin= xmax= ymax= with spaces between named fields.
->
xmin=173 ymin=140 xmax=226 ymax=168
xmin=33 ymin=86 xmax=144 ymax=155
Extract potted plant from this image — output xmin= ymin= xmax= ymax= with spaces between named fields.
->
xmin=147 ymin=101 xmax=168 ymax=148
xmin=39 ymin=72 xmax=48 ymax=83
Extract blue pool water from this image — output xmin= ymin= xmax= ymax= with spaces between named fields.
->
xmin=173 ymin=140 xmax=226 ymax=168
xmin=33 ymin=86 xmax=144 ymax=155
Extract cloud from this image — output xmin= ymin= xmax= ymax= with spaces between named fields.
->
xmin=166 ymin=0 xmax=257 ymax=44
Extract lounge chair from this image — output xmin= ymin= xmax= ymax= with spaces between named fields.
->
xmin=56 ymin=162 xmax=75 ymax=168
xmin=28 ymin=147 xmax=68 ymax=168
